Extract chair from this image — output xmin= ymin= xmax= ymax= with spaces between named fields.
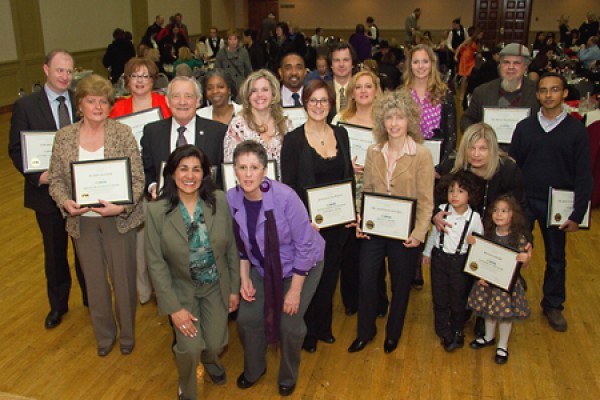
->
xmin=154 ymin=73 xmax=169 ymax=90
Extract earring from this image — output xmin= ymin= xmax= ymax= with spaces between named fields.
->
xmin=260 ymin=179 xmax=270 ymax=192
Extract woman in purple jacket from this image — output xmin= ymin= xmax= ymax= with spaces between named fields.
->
xmin=227 ymin=140 xmax=325 ymax=397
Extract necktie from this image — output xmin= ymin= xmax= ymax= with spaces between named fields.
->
xmin=291 ymin=92 xmax=301 ymax=107
xmin=176 ymin=126 xmax=187 ymax=147
xmin=57 ymin=96 xmax=71 ymax=128
xmin=339 ymin=88 xmax=347 ymax=111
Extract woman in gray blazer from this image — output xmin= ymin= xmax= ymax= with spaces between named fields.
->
xmin=145 ymin=145 xmax=240 ymax=400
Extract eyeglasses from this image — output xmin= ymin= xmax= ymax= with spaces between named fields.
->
xmin=129 ymin=74 xmax=151 ymax=81
xmin=307 ymin=98 xmax=329 ymax=106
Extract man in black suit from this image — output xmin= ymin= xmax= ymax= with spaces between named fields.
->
xmin=8 ymin=49 xmax=87 ymax=329
xmin=141 ymin=76 xmax=226 ymax=198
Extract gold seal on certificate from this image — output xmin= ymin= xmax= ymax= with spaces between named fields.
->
xmin=337 ymin=122 xmax=375 ymax=166
xmin=221 ymin=161 xmax=278 ymax=192
xmin=70 ymin=157 xmax=134 ymax=207
xmin=463 ymin=233 xmax=521 ymax=292
xmin=113 ymin=107 xmax=163 ymax=151
xmin=306 ymin=180 xmax=356 ymax=229
xmin=483 ymin=107 xmax=530 ymax=144
xmin=360 ymin=192 xmax=416 ymax=240
xmin=547 ymin=187 xmax=591 ymax=229
xmin=20 ymin=131 xmax=57 ymax=173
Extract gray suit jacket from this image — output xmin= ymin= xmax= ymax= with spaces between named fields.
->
xmin=145 ymin=192 xmax=240 ymax=315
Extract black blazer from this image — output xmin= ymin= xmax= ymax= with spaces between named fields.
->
xmin=8 ymin=89 xmax=78 ymax=213
xmin=140 ymin=116 xmax=226 ymax=190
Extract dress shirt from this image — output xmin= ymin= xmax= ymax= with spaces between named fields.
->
xmin=281 ymin=86 xmax=303 ymax=107
xmin=423 ymin=204 xmax=483 ymax=256
xmin=45 ymin=85 xmax=73 ymax=128
xmin=333 ymin=80 xmax=349 ymax=112
xmin=169 ymin=118 xmax=196 ymax=151
xmin=537 ymin=109 xmax=568 ymax=133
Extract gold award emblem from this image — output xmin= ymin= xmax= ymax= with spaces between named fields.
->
xmin=31 ymin=158 xmax=41 ymax=167
xmin=315 ymin=214 xmax=323 ymax=224
xmin=469 ymin=262 xmax=478 ymax=271
xmin=81 ymin=193 xmax=90 ymax=200
xmin=366 ymin=220 xmax=374 ymax=230
xmin=554 ymin=213 xmax=561 ymax=222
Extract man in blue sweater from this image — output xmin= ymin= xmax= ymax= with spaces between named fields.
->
xmin=509 ymin=72 xmax=593 ymax=332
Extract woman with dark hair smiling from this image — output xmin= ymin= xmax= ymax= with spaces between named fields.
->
xmin=197 ymin=68 xmax=242 ymax=125
xmin=145 ymin=145 xmax=240 ymax=400
xmin=281 ymin=79 xmax=355 ymax=353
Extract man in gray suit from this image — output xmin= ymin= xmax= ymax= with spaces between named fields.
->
xmin=461 ymin=43 xmax=540 ymax=133
xmin=141 ymin=76 xmax=226 ymax=197
xmin=8 ymin=49 xmax=87 ymax=329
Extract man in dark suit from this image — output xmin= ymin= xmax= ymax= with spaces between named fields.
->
xmin=8 ymin=49 xmax=87 ymax=329
xmin=141 ymin=76 xmax=226 ymax=198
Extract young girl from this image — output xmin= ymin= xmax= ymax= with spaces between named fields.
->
xmin=423 ymin=170 xmax=483 ymax=352
xmin=467 ymin=194 xmax=531 ymax=364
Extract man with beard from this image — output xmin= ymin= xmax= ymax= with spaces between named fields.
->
xmin=461 ymin=43 xmax=539 ymax=133
xmin=279 ymin=53 xmax=307 ymax=107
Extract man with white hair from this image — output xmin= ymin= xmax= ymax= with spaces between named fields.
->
xmin=461 ymin=43 xmax=540 ymax=132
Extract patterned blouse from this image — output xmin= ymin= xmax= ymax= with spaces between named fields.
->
xmin=179 ymin=201 xmax=219 ymax=287
xmin=411 ymin=89 xmax=441 ymax=139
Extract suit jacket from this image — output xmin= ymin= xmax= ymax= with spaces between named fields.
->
xmin=362 ymin=142 xmax=435 ymax=243
xmin=8 ymin=89 xmax=77 ymax=213
xmin=48 ymin=119 xmax=145 ymax=239
xmin=460 ymin=77 xmax=540 ymax=133
xmin=141 ymin=116 xmax=226 ymax=191
xmin=145 ymin=193 xmax=240 ymax=315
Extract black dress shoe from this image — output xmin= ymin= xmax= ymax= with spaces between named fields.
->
xmin=348 ymin=338 xmax=371 ymax=353
xmin=44 ymin=311 xmax=63 ymax=329
xmin=208 ymin=371 xmax=226 ymax=385
xmin=236 ymin=369 xmax=266 ymax=389
xmin=302 ymin=336 xmax=317 ymax=353
xmin=469 ymin=337 xmax=496 ymax=349
xmin=443 ymin=331 xmax=464 ymax=352
xmin=279 ymin=384 xmax=296 ymax=396
xmin=377 ymin=307 xmax=388 ymax=318
xmin=318 ymin=336 xmax=335 ymax=344
xmin=345 ymin=307 xmax=358 ymax=316
xmin=98 ymin=341 xmax=115 ymax=357
xmin=383 ymin=338 xmax=398 ymax=353
xmin=120 ymin=344 xmax=134 ymax=355
xmin=495 ymin=347 xmax=509 ymax=364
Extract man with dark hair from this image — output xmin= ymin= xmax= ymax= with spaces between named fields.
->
xmin=509 ymin=72 xmax=593 ymax=332
xmin=311 ymin=27 xmax=325 ymax=48
xmin=8 ymin=49 xmax=87 ymax=329
xmin=366 ymin=16 xmax=380 ymax=47
xmin=142 ymin=15 xmax=164 ymax=47
xmin=578 ymin=36 xmax=600 ymax=69
xmin=349 ymin=24 xmax=372 ymax=62
xmin=279 ymin=53 xmax=307 ymax=106
xmin=243 ymin=29 xmax=266 ymax=71
xmin=329 ymin=42 xmax=356 ymax=112
xmin=447 ymin=17 xmax=468 ymax=76
xmin=405 ymin=8 xmax=422 ymax=46
xmin=261 ymin=12 xmax=277 ymax=43
xmin=174 ymin=12 xmax=188 ymax=37
xmin=205 ymin=27 xmax=225 ymax=61
xmin=102 ymin=28 xmax=135 ymax=84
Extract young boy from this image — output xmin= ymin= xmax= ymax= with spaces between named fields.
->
xmin=423 ymin=170 xmax=484 ymax=351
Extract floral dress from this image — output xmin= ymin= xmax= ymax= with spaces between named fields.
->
xmin=467 ymin=231 xmax=530 ymax=320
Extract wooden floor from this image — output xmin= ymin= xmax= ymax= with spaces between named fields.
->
xmin=1 ymin=111 xmax=600 ymax=400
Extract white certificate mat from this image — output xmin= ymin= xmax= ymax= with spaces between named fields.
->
xmin=306 ymin=180 xmax=356 ymax=229
xmin=157 ymin=161 xmax=167 ymax=193
xmin=361 ymin=193 xmax=416 ymax=240
xmin=547 ymin=187 xmax=591 ymax=229
xmin=113 ymin=107 xmax=163 ymax=151
xmin=221 ymin=161 xmax=278 ymax=192
xmin=20 ymin=131 xmax=56 ymax=173
xmin=283 ymin=107 xmax=308 ymax=130
xmin=338 ymin=123 xmax=375 ymax=166
xmin=483 ymin=107 xmax=530 ymax=144
xmin=422 ymin=139 xmax=443 ymax=166
xmin=464 ymin=233 xmax=521 ymax=292
xmin=71 ymin=157 xmax=133 ymax=207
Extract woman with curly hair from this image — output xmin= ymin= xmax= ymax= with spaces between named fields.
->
xmin=347 ymin=90 xmax=435 ymax=354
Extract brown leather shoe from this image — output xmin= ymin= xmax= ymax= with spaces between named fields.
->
xmin=543 ymin=309 xmax=567 ymax=332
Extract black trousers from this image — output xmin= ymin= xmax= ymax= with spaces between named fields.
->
xmin=35 ymin=209 xmax=87 ymax=313
xmin=357 ymin=236 xmax=419 ymax=341
xmin=430 ymin=248 xmax=470 ymax=339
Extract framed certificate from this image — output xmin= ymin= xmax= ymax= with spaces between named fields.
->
xmin=71 ymin=157 xmax=133 ymax=207
xmin=157 ymin=161 xmax=167 ymax=193
xmin=360 ymin=192 xmax=416 ymax=240
xmin=283 ymin=107 xmax=308 ymax=130
xmin=547 ymin=187 xmax=591 ymax=229
xmin=306 ymin=180 xmax=356 ymax=229
xmin=338 ymin=122 xmax=375 ymax=165
xmin=20 ymin=131 xmax=56 ymax=173
xmin=463 ymin=233 xmax=521 ymax=292
xmin=483 ymin=107 xmax=530 ymax=144
xmin=113 ymin=107 xmax=163 ymax=151
xmin=221 ymin=160 xmax=278 ymax=192
xmin=422 ymin=139 xmax=444 ymax=166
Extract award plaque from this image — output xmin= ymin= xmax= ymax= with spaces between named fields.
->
xmin=422 ymin=139 xmax=444 ymax=166
xmin=338 ymin=122 xmax=375 ymax=166
xmin=113 ymin=107 xmax=163 ymax=151
xmin=483 ymin=107 xmax=530 ymax=144
xmin=20 ymin=131 xmax=56 ymax=173
xmin=360 ymin=192 xmax=416 ymax=240
xmin=283 ymin=107 xmax=308 ymax=130
xmin=71 ymin=157 xmax=133 ymax=207
xmin=463 ymin=233 xmax=521 ymax=292
xmin=547 ymin=187 xmax=591 ymax=229
xmin=305 ymin=180 xmax=356 ymax=229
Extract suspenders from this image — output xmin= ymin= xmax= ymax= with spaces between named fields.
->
xmin=439 ymin=204 xmax=474 ymax=255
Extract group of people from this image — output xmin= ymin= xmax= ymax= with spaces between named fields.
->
xmin=8 ymin=27 xmax=593 ymax=399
